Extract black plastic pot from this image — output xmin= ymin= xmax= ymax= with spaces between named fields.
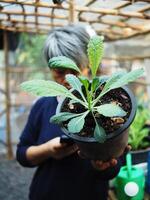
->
xmin=56 ymin=86 xmax=137 ymax=161
xmin=131 ymin=124 xmax=150 ymax=164
xmin=131 ymin=148 xmax=150 ymax=164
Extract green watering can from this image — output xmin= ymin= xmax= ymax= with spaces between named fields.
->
xmin=115 ymin=153 xmax=145 ymax=200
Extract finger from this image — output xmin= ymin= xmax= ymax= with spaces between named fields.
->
xmin=127 ymin=145 xmax=132 ymax=151
xmin=77 ymin=151 xmax=87 ymax=159
xmin=124 ymin=145 xmax=132 ymax=153
xmin=110 ymin=159 xmax=118 ymax=167
xmin=62 ymin=144 xmax=78 ymax=156
xmin=95 ymin=160 xmax=103 ymax=166
xmin=99 ymin=162 xmax=111 ymax=170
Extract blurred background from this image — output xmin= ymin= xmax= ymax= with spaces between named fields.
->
xmin=0 ymin=0 xmax=150 ymax=199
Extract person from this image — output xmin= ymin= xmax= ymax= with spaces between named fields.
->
xmin=16 ymin=24 xmax=127 ymax=200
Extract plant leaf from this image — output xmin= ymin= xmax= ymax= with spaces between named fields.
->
xmin=65 ymin=74 xmax=87 ymax=102
xmin=102 ymin=68 xmax=144 ymax=96
xmin=98 ymin=75 xmax=109 ymax=84
xmin=68 ymin=111 xmax=89 ymax=133
xmin=21 ymin=80 xmax=87 ymax=107
xmin=87 ymin=36 xmax=104 ymax=78
xmin=102 ymin=71 xmax=126 ymax=93
xmin=93 ymin=68 xmax=144 ymax=106
xmin=50 ymin=112 xmax=83 ymax=124
xmin=48 ymin=56 xmax=81 ymax=73
xmin=69 ymin=99 xmax=78 ymax=105
xmin=94 ymin=121 xmax=106 ymax=143
xmin=78 ymin=76 xmax=89 ymax=91
xmin=91 ymin=77 xmax=100 ymax=92
xmin=96 ymin=103 xmax=127 ymax=117
xmin=21 ymin=80 xmax=71 ymax=97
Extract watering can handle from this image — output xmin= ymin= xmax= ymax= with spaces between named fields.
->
xmin=126 ymin=153 xmax=132 ymax=178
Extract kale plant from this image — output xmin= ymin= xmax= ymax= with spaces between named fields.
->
xmin=129 ymin=100 xmax=150 ymax=150
xmin=21 ymin=36 xmax=144 ymax=142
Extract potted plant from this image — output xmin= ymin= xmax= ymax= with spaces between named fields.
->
xmin=129 ymin=99 xmax=150 ymax=164
xmin=21 ymin=36 xmax=144 ymax=161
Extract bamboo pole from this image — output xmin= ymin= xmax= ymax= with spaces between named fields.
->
xmin=0 ymin=0 xmax=65 ymax=9
xmin=75 ymin=5 xmax=148 ymax=19
xmin=0 ymin=1 xmax=149 ymax=19
xmin=35 ymin=0 xmax=39 ymax=33
xmin=0 ymin=10 xmax=68 ymax=19
xmin=68 ymin=0 xmax=75 ymax=23
xmin=0 ymin=25 xmax=48 ymax=34
xmin=4 ymin=31 xmax=13 ymax=159
xmin=0 ymin=18 xmax=64 ymax=27
xmin=144 ymin=59 xmax=150 ymax=100
xmin=79 ymin=17 xmax=149 ymax=31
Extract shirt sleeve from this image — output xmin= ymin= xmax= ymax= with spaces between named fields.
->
xmin=16 ymin=98 xmax=44 ymax=168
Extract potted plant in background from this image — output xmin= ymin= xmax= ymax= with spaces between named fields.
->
xmin=21 ymin=35 xmax=144 ymax=161
xmin=129 ymin=98 xmax=150 ymax=164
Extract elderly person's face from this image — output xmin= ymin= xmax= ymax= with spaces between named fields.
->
xmin=51 ymin=69 xmax=78 ymax=89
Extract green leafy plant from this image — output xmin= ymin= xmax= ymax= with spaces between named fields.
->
xmin=21 ymin=35 xmax=144 ymax=143
xmin=129 ymin=100 xmax=150 ymax=150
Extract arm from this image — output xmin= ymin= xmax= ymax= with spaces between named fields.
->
xmin=25 ymin=137 xmax=78 ymax=166
xmin=16 ymin=98 xmax=46 ymax=167
xmin=16 ymin=98 xmax=78 ymax=167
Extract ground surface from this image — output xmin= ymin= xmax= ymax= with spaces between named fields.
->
xmin=0 ymin=154 xmax=149 ymax=200
xmin=0 ymin=155 xmax=35 ymax=200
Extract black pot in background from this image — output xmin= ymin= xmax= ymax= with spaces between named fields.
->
xmin=56 ymin=86 xmax=137 ymax=161
xmin=131 ymin=124 xmax=150 ymax=164
xmin=131 ymin=148 xmax=150 ymax=165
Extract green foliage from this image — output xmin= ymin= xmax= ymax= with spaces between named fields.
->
xmin=96 ymin=103 xmax=127 ymax=117
xmin=48 ymin=56 xmax=81 ymax=73
xmin=20 ymin=80 xmax=69 ymax=97
xmin=91 ymin=77 xmax=100 ymax=93
xmin=129 ymin=105 xmax=150 ymax=150
xmin=50 ymin=112 xmax=84 ymax=124
xmin=16 ymin=33 xmax=47 ymax=68
xmin=78 ymin=76 xmax=89 ymax=92
xmin=87 ymin=36 xmax=104 ymax=78
xmin=21 ymin=80 xmax=86 ymax=106
xmin=65 ymin=74 xmax=87 ymax=103
xmin=67 ymin=111 xmax=89 ymax=133
xmin=21 ymin=35 xmax=144 ymax=143
xmin=93 ymin=68 xmax=144 ymax=105
xmin=101 ymin=71 xmax=126 ymax=93
xmin=94 ymin=121 xmax=106 ymax=143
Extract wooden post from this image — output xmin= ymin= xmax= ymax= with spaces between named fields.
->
xmin=144 ymin=59 xmax=150 ymax=100
xmin=68 ymin=0 xmax=75 ymax=23
xmin=4 ymin=31 xmax=13 ymax=159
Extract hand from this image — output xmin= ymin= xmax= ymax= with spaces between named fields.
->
xmin=46 ymin=137 xmax=78 ymax=160
xmin=91 ymin=159 xmax=118 ymax=171
xmin=78 ymin=144 xmax=132 ymax=171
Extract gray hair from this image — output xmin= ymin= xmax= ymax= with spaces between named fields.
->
xmin=44 ymin=24 xmax=90 ymax=69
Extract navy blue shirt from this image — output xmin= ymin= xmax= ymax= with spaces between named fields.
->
xmin=16 ymin=97 xmax=122 ymax=200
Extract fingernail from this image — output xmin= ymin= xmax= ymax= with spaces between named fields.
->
xmin=111 ymin=159 xmax=117 ymax=166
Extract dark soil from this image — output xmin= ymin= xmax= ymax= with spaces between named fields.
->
xmin=61 ymin=87 xmax=132 ymax=136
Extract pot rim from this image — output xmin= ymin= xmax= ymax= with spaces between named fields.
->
xmin=56 ymin=86 xmax=137 ymax=143
xmin=131 ymin=147 xmax=150 ymax=154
